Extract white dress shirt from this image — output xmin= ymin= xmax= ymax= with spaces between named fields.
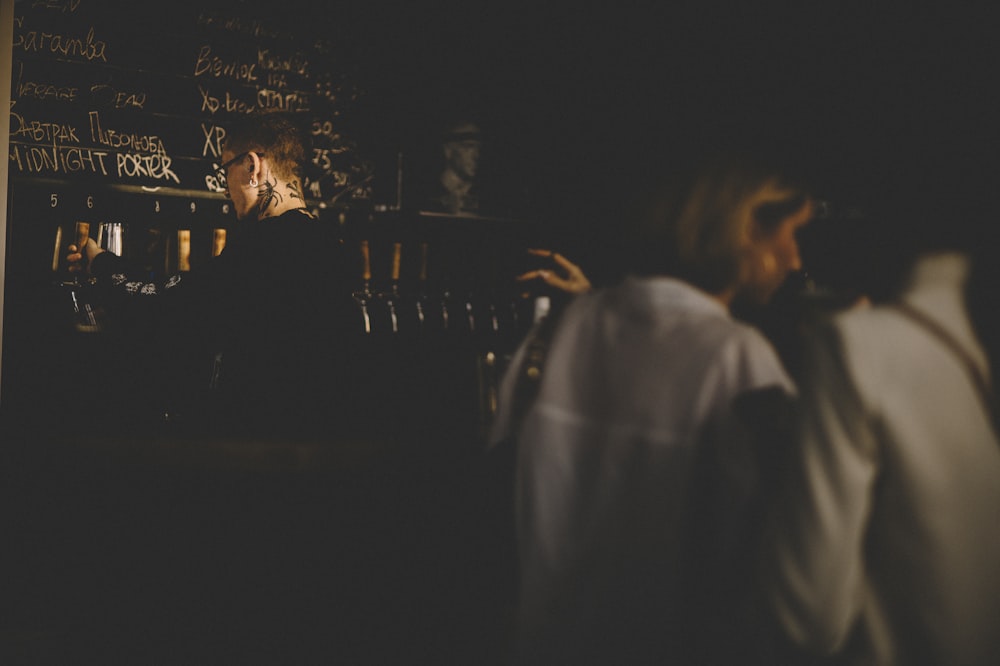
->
xmin=492 ymin=275 xmax=795 ymax=663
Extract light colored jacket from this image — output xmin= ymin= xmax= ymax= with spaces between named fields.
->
xmin=492 ymin=276 xmax=795 ymax=664
xmin=766 ymin=252 xmax=1000 ymax=666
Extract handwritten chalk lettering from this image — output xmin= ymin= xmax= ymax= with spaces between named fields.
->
xmin=257 ymin=48 xmax=310 ymax=76
xmin=201 ymin=122 xmax=226 ymax=159
xmin=312 ymin=146 xmax=351 ymax=186
xmin=10 ymin=108 xmax=80 ymax=143
xmin=319 ymin=139 xmax=349 ymax=155
xmin=193 ymin=46 xmax=258 ymax=83
xmin=88 ymin=111 xmax=166 ymax=154
xmin=311 ymin=142 xmax=355 ymax=180
xmin=223 ymin=92 xmax=255 ymax=113
xmin=196 ymin=14 xmax=280 ymax=40
xmin=115 ymin=152 xmax=180 ymax=184
xmin=256 ymin=88 xmax=310 ymax=112
xmin=198 ymin=85 xmax=220 ymax=113
xmin=312 ymin=148 xmax=332 ymax=172
xmin=9 ymin=144 xmax=111 ymax=175
xmin=311 ymin=120 xmax=337 ymax=138
xmin=31 ymin=0 xmax=83 ymax=13
xmin=90 ymin=84 xmax=147 ymax=110
xmin=265 ymin=72 xmax=287 ymax=89
xmin=13 ymin=25 xmax=108 ymax=62
xmin=205 ymin=172 xmax=226 ymax=193
xmin=18 ymin=80 xmax=79 ymax=102
xmin=197 ymin=84 xmax=256 ymax=114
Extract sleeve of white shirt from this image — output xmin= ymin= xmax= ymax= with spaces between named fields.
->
xmin=764 ymin=317 xmax=881 ymax=655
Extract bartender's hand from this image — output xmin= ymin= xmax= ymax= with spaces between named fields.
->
xmin=66 ymin=238 xmax=104 ymax=274
xmin=517 ymin=248 xmax=592 ymax=295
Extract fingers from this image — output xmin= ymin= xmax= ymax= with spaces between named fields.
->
xmin=548 ymin=253 xmax=591 ymax=293
xmin=516 ymin=269 xmax=549 ymax=282
xmin=550 ymin=252 xmax=588 ymax=280
xmin=519 ymin=248 xmax=592 ymax=294
xmin=549 ymin=252 xmax=576 ymax=271
xmin=516 ymin=268 xmax=585 ymax=294
xmin=65 ymin=243 xmax=86 ymax=273
xmin=527 ymin=248 xmax=579 ymax=274
xmin=543 ymin=274 xmax=575 ymax=292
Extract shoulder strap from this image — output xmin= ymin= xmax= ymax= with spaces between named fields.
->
xmin=892 ymin=301 xmax=999 ymax=437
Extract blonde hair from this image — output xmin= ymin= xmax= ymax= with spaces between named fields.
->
xmin=632 ymin=153 xmax=807 ymax=293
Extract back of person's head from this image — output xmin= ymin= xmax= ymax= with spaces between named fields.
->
xmin=222 ymin=110 xmax=308 ymax=182
xmin=627 ymin=150 xmax=809 ymax=293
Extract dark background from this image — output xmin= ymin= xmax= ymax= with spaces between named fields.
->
xmin=345 ymin=4 xmax=996 ymax=198
xmin=335 ymin=2 xmax=998 ymax=277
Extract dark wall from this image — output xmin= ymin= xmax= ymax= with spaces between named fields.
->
xmin=349 ymin=4 xmax=997 ymax=259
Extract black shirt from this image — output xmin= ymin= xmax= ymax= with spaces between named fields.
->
xmin=89 ymin=208 xmax=382 ymax=442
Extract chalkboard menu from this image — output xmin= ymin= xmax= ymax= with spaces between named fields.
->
xmin=8 ymin=0 xmax=374 ymax=209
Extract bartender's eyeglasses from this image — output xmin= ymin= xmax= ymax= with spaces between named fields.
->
xmin=216 ymin=151 xmax=265 ymax=186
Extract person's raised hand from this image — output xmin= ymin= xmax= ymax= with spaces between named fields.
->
xmin=66 ymin=238 xmax=104 ymax=274
xmin=516 ymin=248 xmax=592 ymax=295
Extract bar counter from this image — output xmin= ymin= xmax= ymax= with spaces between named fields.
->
xmin=1 ymin=424 xmax=518 ymax=663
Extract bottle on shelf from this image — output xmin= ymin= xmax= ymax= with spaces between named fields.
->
xmin=211 ymin=228 xmax=227 ymax=257
xmin=51 ymin=224 xmax=63 ymax=275
xmin=155 ymin=226 xmax=194 ymax=276
xmin=96 ymin=221 xmax=126 ymax=257
xmin=177 ymin=229 xmax=192 ymax=272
